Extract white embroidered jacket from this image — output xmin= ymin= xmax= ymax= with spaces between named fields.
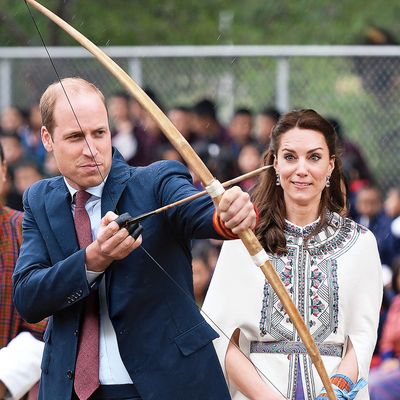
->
xmin=202 ymin=212 xmax=383 ymax=400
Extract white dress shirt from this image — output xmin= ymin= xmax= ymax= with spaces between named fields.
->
xmin=66 ymin=179 xmax=133 ymax=385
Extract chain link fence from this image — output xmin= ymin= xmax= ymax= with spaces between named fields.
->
xmin=0 ymin=45 xmax=399 ymax=191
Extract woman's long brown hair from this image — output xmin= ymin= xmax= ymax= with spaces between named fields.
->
xmin=252 ymin=109 xmax=346 ymax=255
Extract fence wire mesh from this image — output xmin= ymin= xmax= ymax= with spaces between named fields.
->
xmin=1 ymin=47 xmax=399 ymax=191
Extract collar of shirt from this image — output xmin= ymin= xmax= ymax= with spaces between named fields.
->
xmin=64 ymin=177 xmax=107 ymax=203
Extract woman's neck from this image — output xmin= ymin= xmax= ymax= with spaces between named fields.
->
xmin=285 ymin=203 xmax=320 ymax=227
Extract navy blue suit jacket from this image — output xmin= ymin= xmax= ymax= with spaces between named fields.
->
xmin=13 ymin=150 xmax=231 ymax=400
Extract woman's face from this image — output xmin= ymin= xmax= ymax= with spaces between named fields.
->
xmin=274 ymin=127 xmax=335 ymax=213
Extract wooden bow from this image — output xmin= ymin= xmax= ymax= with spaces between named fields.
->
xmin=25 ymin=1 xmax=335 ymax=398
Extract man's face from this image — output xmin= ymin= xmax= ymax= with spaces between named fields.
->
xmin=41 ymin=90 xmax=112 ymax=190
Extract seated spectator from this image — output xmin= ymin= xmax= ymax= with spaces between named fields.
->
xmin=0 ymin=141 xmax=46 ymax=400
xmin=0 ymin=133 xmax=25 ymax=171
xmin=136 ymin=87 xmax=170 ymax=164
xmin=386 ymin=188 xmax=400 ymax=267
xmin=355 ymin=185 xmax=396 ymax=271
xmin=0 ymin=133 xmax=31 ymax=211
xmin=192 ymin=242 xmax=213 ymax=307
xmin=237 ymin=143 xmax=262 ymax=192
xmin=13 ymin=160 xmax=44 ymax=200
xmin=0 ymin=106 xmax=29 ymax=137
xmin=327 ymin=117 xmax=373 ymax=218
xmin=369 ymin=258 xmax=400 ymax=400
xmin=191 ymin=98 xmax=232 ymax=148
xmin=22 ymin=104 xmax=47 ymax=169
xmin=191 ymin=141 xmax=238 ymax=187
xmin=107 ymin=91 xmax=150 ymax=166
xmin=228 ymin=108 xmax=255 ymax=156
xmin=254 ymin=107 xmax=281 ymax=149
xmin=156 ymin=143 xmax=183 ymax=163
xmin=385 ymin=187 xmax=400 ymax=220
xmin=168 ymin=105 xmax=196 ymax=143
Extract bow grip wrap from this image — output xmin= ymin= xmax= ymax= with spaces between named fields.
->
xmin=114 ymin=213 xmax=143 ymax=240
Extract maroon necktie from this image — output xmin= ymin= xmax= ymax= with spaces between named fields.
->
xmin=73 ymin=190 xmax=100 ymax=400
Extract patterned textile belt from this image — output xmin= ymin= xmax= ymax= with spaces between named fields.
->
xmin=250 ymin=341 xmax=343 ymax=357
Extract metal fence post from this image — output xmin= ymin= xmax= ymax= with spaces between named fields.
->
xmin=128 ymin=58 xmax=143 ymax=86
xmin=0 ymin=59 xmax=12 ymax=111
xmin=276 ymin=57 xmax=289 ymax=112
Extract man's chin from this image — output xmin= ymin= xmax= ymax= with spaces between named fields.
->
xmin=83 ymin=176 xmax=105 ymax=188
xmin=67 ymin=176 xmax=104 ymax=190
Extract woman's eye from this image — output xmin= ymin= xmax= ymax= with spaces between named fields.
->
xmin=310 ymin=154 xmax=321 ymax=161
xmin=284 ymin=154 xmax=295 ymax=161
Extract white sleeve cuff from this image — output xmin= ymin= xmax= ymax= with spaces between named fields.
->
xmin=86 ymin=267 xmax=103 ymax=284
xmin=0 ymin=332 xmax=44 ymax=400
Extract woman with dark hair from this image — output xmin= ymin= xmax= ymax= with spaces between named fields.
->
xmin=202 ymin=110 xmax=383 ymax=400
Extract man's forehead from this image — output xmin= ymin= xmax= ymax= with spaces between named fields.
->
xmin=54 ymin=89 xmax=106 ymax=112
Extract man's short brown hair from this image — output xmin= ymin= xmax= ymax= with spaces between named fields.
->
xmin=39 ymin=77 xmax=106 ymax=136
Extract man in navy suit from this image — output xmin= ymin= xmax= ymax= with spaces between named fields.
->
xmin=13 ymin=78 xmax=256 ymax=400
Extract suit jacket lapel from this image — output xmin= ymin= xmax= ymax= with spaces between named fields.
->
xmin=45 ymin=150 xmax=131 ymax=257
xmin=101 ymin=150 xmax=131 ymax=216
xmin=45 ymin=178 xmax=78 ymax=257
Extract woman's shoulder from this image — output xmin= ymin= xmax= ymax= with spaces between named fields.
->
xmin=339 ymin=217 xmax=381 ymax=261
xmin=318 ymin=211 xmax=379 ymax=253
xmin=331 ymin=211 xmax=374 ymax=238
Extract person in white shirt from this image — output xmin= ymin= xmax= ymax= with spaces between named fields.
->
xmin=202 ymin=109 xmax=383 ymax=400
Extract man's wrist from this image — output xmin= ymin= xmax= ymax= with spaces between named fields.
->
xmin=85 ymin=242 xmax=111 ymax=272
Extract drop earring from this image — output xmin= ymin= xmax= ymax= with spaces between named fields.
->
xmin=276 ymin=174 xmax=281 ymax=186
xmin=326 ymin=176 xmax=331 ymax=188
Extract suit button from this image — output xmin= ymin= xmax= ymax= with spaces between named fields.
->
xmin=73 ymin=329 xmax=79 ymax=336
xmin=66 ymin=370 xmax=74 ymax=379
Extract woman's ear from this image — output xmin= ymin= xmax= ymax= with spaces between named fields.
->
xmin=329 ymin=155 xmax=335 ymax=175
xmin=273 ymin=154 xmax=278 ymax=172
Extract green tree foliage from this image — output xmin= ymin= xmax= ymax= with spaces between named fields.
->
xmin=1 ymin=0 xmax=400 ymax=46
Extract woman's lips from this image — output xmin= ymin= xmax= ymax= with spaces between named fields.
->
xmin=292 ymin=181 xmax=312 ymax=188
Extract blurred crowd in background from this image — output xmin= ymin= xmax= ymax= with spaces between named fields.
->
xmin=1 ymin=88 xmax=400 ymax=389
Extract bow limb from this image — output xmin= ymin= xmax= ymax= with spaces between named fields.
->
xmin=25 ymin=1 xmax=336 ymax=398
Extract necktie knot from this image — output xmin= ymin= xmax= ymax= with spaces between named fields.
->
xmin=73 ymin=190 xmax=92 ymax=249
xmin=75 ymin=190 xmax=91 ymax=208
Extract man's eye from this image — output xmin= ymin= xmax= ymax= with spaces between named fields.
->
xmin=68 ymin=134 xmax=81 ymax=140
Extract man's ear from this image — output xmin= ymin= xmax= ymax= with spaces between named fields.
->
xmin=41 ymin=126 xmax=53 ymax=152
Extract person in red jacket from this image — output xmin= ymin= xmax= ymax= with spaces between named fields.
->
xmin=0 ymin=141 xmax=46 ymax=400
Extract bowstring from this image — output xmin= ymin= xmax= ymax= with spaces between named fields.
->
xmin=25 ymin=1 xmax=114 ymax=208
xmin=24 ymin=2 xmax=287 ymax=398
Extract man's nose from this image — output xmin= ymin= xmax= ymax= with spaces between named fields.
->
xmin=82 ymin=137 xmax=97 ymax=157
